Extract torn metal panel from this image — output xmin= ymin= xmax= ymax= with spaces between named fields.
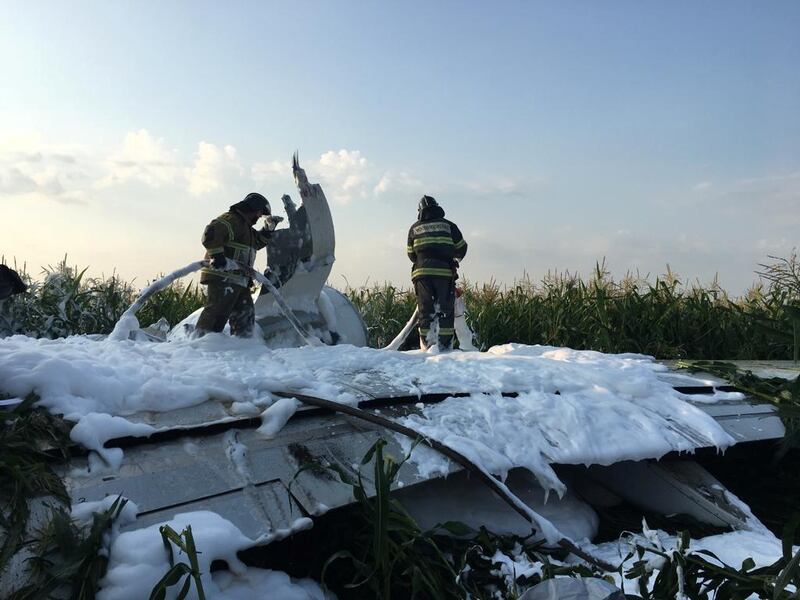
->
xmin=50 ymin=361 xmax=787 ymax=557
xmin=132 ymin=480 xmax=301 ymax=538
xmin=61 ymin=410 xmax=429 ymax=539
xmin=694 ymin=401 xmax=785 ymax=443
xmin=584 ymin=459 xmax=757 ymax=531
xmin=256 ymin=157 xmax=334 ymax=315
xmin=661 ymin=360 xmax=800 ymax=382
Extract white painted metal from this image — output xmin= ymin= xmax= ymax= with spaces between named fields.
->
xmin=654 ymin=361 xmax=787 ymax=442
xmin=319 ymin=286 xmax=368 ymax=346
xmin=60 ymin=411 xmax=444 ymax=538
xmin=255 ymin=159 xmax=335 ymax=316
xmin=249 ymin=156 xmax=368 ymax=346
xmin=165 ymin=156 xmax=368 ymax=347
xmin=584 ymin=459 xmax=762 ymax=531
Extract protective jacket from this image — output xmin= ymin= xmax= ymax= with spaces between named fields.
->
xmin=406 ymin=206 xmax=467 ymax=281
xmin=0 ymin=265 xmax=26 ymax=300
xmin=200 ymin=209 xmax=270 ymax=287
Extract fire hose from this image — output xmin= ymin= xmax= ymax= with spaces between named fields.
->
xmin=109 ymin=259 xmax=322 ymax=346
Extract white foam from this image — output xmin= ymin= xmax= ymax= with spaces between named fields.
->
xmin=0 ymin=337 xmax=735 ymax=482
xmin=257 ymin=397 xmax=300 ymax=438
xmin=98 ymin=510 xmax=331 ymax=599
xmin=576 ymin=526 xmax=793 ymax=598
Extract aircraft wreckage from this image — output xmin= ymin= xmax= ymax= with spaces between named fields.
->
xmin=0 ymin=157 xmax=793 ymax=595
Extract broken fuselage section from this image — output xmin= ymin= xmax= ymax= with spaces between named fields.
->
xmin=60 ymin=362 xmax=788 ymax=553
xmin=172 ymin=154 xmax=367 ymax=347
xmin=255 ymin=155 xmax=365 ymax=347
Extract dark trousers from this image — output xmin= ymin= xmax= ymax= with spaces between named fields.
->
xmin=414 ymin=277 xmax=455 ymax=349
xmin=196 ymin=282 xmax=255 ymax=337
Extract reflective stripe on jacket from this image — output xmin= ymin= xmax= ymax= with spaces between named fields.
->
xmin=406 ymin=217 xmax=467 ymax=281
xmin=200 ymin=210 xmax=270 ymax=287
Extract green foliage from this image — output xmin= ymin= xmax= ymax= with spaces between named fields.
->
xmin=149 ymin=524 xmax=206 ymax=600
xmin=432 ymin=523 xmax=599 ymax=598
xmin=298 ymin=438 xmax=626 ymax=597
xmin=621 ymin=520 xmax=800 ymax=599
xmin=5 ymin=253 xmax=799 ymax=358
xmin=299 ymin=437 xmax=800 ymax=598
xmin=136 ymin=280 xmax=205 ymax=332
xmin=1 ymin=398 xmax=129 ymax=599
xmin=346 ymin=284 xmax=417 ymax=348
xmin=756 ymin=251 xmax=800 ymax=363
xmin=318 ymin=439 xmax=462 ymax=599
xmin=0 ymin=394 xmax=71 ymax=574
xmin=348 ymin=256 xmax=800 ymax=359
xmin=0 ymin=257 xmax=205 ymax=338
xmin=8 ymin=497 xmax=128 ymax=600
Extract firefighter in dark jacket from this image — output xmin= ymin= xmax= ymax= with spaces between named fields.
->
xmin=0 ymin=265 xmax=26 ymax=301
xmin=407 ymin=195 xmax=468 ymax=350
xmin=196 ymin=192 xmax=272 ymax=337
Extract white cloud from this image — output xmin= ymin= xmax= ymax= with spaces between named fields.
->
xmin=2 ymin=133 xmax=547 ymax=215
xmin=313 ymin=149 xmax=371 ymax=204
xmin=755 ymin=237 xmax=792 ymax=252
xmin=0 ymin=136 xmax=94 ymax=203
xmin=0 ymin=131 xmax=255 ymax=204
xmin=466 ymin=178 xmax=528 ymax=196
xmin=693 ymin=181 xmax=712 ymax=191
xmin=458 ymin=171 xmax=547 ymax=200
xmin=373 ymin=171 xmax=423 ymax=196
xmin=186 ymin=142 xmax=244 ymax=196
xmin=99 ymin=131 xmax=247 ymax=196
xmin=0 ymin=166 xmax=38 ymax=195
xmin=374 ymin=175 xmax=391 ymax=195
xmin=252 ymin=159 xmax=290 ymax=183
xmin=251 ymin=149 xmax=437 ymax=205
xmin=699 ymin=170 xmax=800 ymax=224
xmin=290 ymin=149 xmax=430 ymax=205
xmin=98 ymin=129 xmax=180 ymax=188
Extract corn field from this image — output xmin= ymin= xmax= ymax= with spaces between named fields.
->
xmin=350 ymin=257 xmax=800 ymax=359
xmin=2 ymin=254 xmax=799 ymax=360
xmin=2 ymin=257 xmax=800 ymax=599
xmin=0 ymin=257 xmax=205 ymax=339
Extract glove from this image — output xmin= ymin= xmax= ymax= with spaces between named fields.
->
xmin=265 ymin=215 xmax=284 ymax=231
xmin=211 ymin=253 xmax=227 ymax=269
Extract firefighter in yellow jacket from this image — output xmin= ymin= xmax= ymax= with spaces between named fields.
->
xmin=407 ymin=195 xmax=468 ymax=350
xmin=196 ymin=193 xmax=272 ymax=337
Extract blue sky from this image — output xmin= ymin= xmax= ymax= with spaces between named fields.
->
xmin=1 ymin=1 xmax=798 ymax=294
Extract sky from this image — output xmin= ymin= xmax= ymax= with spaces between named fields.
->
xmin=1 ymin=1 xmax=798 ymax=295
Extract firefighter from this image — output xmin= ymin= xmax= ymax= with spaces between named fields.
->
xmin=407 ymin=195 xmax=468 ymax=350
xmin=0 ymin=265 xmax=26 ymax=301
xmin=195 ymin=192 xmax=273 ymax=337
